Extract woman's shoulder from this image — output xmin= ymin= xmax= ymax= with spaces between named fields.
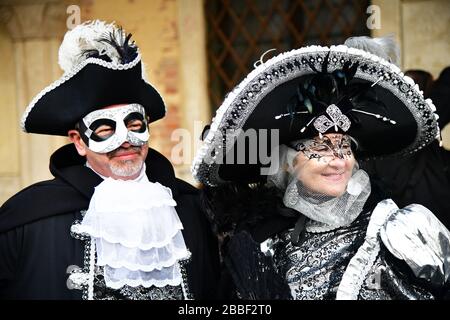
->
xmin=360 ymin=176 xmax=391 ymax=212
xmin=201 ymin=183 xmax=297 ymax=239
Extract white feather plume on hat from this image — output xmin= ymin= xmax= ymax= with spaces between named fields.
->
xmin=58 ymin=20 xmax=127 ymax=73
xmin=344 ymin=34 xmax=400 ymax=66
xmin=21 ymin=20 xmax=166 ymax=136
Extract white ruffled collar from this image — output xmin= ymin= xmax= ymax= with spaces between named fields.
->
xmin=283 ymin=169 xmax=371 ymax=232
xmin=78 ymin=163 xmax=190 ymax=289
xmin=267 ymin=146 xmax=371 ymax=233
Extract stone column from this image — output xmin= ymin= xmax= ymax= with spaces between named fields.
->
xmin=176 ymin=0 xmax=211 ymax=185
xmin=370 ymin=0 xmax=403 ymax=66
xmin=0 ymin=1 xmax=75 ymax=203
xmin=372 ymin=0 xmax=450 ymax=149
xmin=0 ymin=16 xmax=20 ymax=204
xmin=401 ymin=0 xmax=450 ymax=148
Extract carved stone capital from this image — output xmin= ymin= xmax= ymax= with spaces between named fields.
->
xmin=0 ymin=0 xmax=80 ymax=40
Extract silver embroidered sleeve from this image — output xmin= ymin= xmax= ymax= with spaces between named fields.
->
xmin=380 ymin=204 xmax=450 ymax=287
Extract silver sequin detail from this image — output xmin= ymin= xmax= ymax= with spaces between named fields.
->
xmin=313 ymin=104 xmax=351 ymax=133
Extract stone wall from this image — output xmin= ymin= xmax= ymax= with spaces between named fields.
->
xmin=0 ymin=1 xmax=70 ymax=205
xmin=0 ymin=0 xmax=209 ymax=204
xmin=372 ymin=0 xmax=450 ymax=148
xmin=0 ymin=0 xmax=448 ymax=204
xmin=81 ymin=0 xmax=210 ymax=184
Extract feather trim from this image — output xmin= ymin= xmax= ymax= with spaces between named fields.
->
xmin=58 ymin=20 xmax=138 ymax=73
xmin=344 ymin=35 xmax=400 ymax=66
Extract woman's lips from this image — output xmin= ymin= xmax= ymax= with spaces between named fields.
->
xmin=321 ymin=172 xmax=345 ymax=181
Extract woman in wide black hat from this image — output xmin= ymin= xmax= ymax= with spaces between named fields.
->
xmin=193 ymin=36 xmax=450 ymax=300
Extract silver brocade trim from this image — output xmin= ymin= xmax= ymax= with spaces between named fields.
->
xmin=192 ymin=46 xmax=439 ymax=186
xmin=67 ymin=211 xmax=91 ymax=299
xmin=92 ymin=266 xmax=184 ymax=300
xmin=313 ymin=104 xmax=351 ymax=133
xmin=336 ymin=199 xmax=398 ymax=300
xmin=87 ymin=238 xmax=96 ymax=300
xmin=272 ymin=220 xmax=368 ymax=300
xmin=179 ymin=255 xmax=194 ymax=300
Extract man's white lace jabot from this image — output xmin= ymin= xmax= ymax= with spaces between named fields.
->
xmin=77 ymin=165 xmax=190 ymax=289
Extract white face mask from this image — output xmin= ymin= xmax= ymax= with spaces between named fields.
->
xmin=79 ymin=104 xmax=149 ymax=153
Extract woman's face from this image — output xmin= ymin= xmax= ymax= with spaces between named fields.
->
xmin=292 ymin=133 xmax=356 ymax=197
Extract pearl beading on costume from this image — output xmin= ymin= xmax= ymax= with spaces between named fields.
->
xmin=179 ymin=257 xmax=194 ymax=300
xmin=351 ymin=109 xmax=397 ymax=124
xmin=68 ymin=211 xmax=95 ymax=299
xmin=87 ymin=238 xmax=96 ymax=300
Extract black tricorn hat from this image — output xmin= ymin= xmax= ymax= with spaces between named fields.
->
xmin=192 ymin=37 xmax=441 ymax=186
xmin=21 ymin=20 xmax=165 ymax=136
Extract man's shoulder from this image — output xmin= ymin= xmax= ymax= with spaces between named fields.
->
xmin=174 ymin=178 xmax=199 ymax=195
xmin=172 ymin=179 xmax=207 ymax=226
xmin=0 ymin=178 xmax=87 ymax=233
xmin=2 ymin=178 xmax=74 ymax=205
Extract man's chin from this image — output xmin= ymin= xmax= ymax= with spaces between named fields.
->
xmin=109 ymin=159 xmax=144 ymax=178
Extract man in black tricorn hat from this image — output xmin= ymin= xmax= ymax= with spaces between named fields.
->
xmin=0 ymin=20 xmax=219 ymax=300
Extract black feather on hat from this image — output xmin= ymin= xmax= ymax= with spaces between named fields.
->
xmin=21 ymin=20 xmax=166 ymax=136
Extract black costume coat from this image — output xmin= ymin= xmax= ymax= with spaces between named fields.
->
xmin=0 ymin=144 xmax=220 ymax=299
xmin=204 ymin=182 xmax=450 ymax=300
